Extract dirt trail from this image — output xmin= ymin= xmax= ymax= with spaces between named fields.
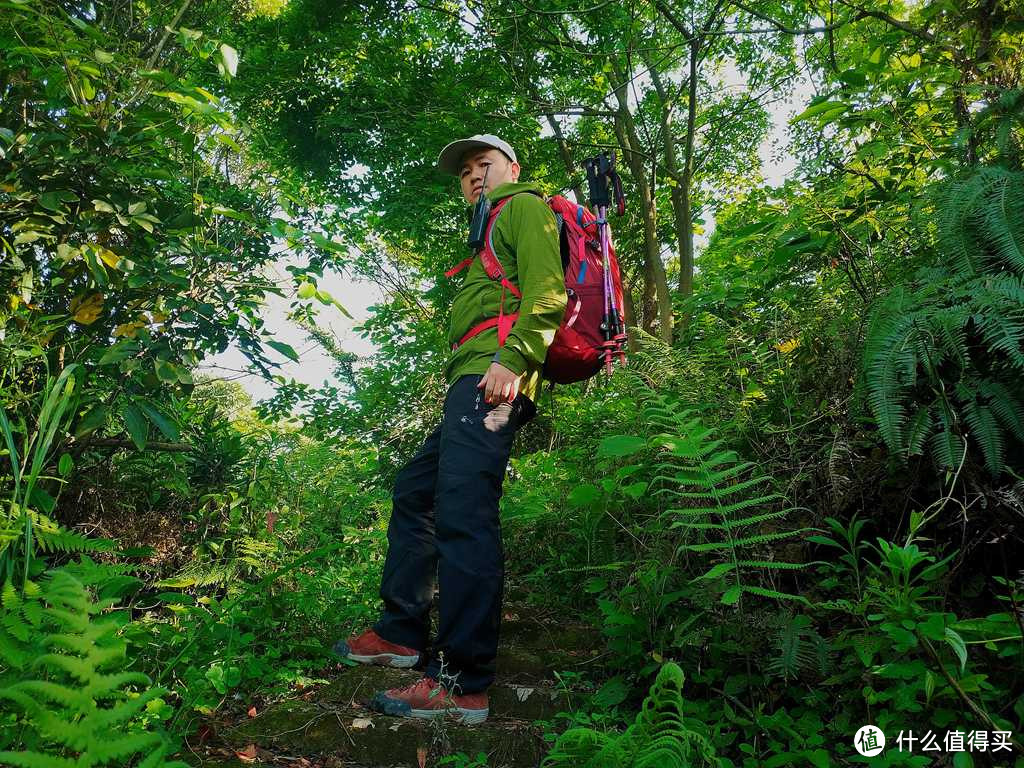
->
xmin=194 ymin=599 xmax=604 ymax=767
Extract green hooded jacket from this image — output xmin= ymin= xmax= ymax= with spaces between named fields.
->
xmin=444 ymin=181 xmax=567 ymax=403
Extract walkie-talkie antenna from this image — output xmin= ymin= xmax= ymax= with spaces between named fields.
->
xmin=467 ymin=164 xmax=492 ymax=252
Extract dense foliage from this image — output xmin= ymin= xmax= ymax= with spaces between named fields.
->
xmin=3 ymin=0 xmax=1024 ymax=766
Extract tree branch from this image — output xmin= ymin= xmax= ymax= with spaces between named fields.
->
xmin=144 ymin=0 xmax=194 ymax=70
xmin=75 ymin=438 xmax=194 ymax=453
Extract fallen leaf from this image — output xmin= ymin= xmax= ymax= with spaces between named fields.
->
xmin=236 ymin=744 xmax=258 ymax=763
xmin=514 ymin=686 xmax=535 ymax=702
xmin=247 ymin=706 xmax=257 ymax=718
xmin=351 ymin=717 xmax=373 ymax=730
xmin=417 ymin=746 xmax=428 ymax=768
xmin=389 ymin=723 xmax=401 ymax=732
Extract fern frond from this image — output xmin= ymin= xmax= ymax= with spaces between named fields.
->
xmin=866 ymin=167 xmax=1024 ymax=475
xmin=981 ymin=169 xmax=1024 ymax=274
xmin=0 ymin=752 xmax=80 ymax=768
xmin=905 ymin=405 xmax=934 ymax=456
xmin=735 ymin=560 xmax=809 ymax=570
xmin=738 ymin=585 xmax=810 ymax=603
xmin=655 ymin=476 xmax=772 ymax=501
xmin=639 ymin=389 xmax=806 ymax=609
xmin=958 ymin=386 xmax=1005 ymax=473
xmin=667 ymin=496 xmax=784 ymax=521
xmin=681 ymin=529 xmax=807 ymax=553
xmin=978 ymin=379 xmax=1024 ymax=438
xmin=545 ymin=662 xmax=719 ymax=767
xmin=671 ymin=509 xmax=790 ymax=532
xmin=0 ymin=569 xmax=182 ymax=765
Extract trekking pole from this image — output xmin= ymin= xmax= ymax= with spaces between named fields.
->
xmin=583 ymin=152 xmax=627 ymax=375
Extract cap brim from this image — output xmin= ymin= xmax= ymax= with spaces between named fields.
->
xmin=436 ymin=139 xmax=497 ymax=176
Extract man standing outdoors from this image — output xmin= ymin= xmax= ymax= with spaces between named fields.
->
xmin=334 ymin=135 xmax=567 ymax=724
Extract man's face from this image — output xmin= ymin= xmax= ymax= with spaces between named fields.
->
xmin=459 ymin=148 xmax=520 ymax=204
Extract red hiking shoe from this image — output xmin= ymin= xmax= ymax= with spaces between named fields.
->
xmin=368 ymin=676 xmax=489 ymax=724
xmin=333 ymin=629 xmax=420 ymax=669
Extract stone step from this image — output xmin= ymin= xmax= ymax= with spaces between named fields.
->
xmin=223 ymin=698 xmax=548 ymax=768
xmin=498 ymin=615 xmax=602 ymax=657
xmin=319 ymin=666 xmax=575 ymax=722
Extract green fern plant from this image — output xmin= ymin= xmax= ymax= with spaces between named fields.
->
xmin=0 ymin=569 xmax=186 ymax=766
xmin=863 ymin=166 xmax=1024 ymax=474
xmin=764 ymin=613 xmax=830 ymax=681
xmin=542 ymin=662 xmax=720 ymax=767
xmin=641 ymin=390 xmax=810 ymax=607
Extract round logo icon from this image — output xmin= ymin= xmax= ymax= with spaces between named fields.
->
xmin=854 ymin=725 xmax=886 ymax=756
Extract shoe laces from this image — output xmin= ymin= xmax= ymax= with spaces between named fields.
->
xmin=394 ymin=676 xmax=442 ymax=698
xmin=354 ymin=628 xmax=379 ymax=644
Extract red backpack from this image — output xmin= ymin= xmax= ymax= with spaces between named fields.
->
xmin=446 ymin=192 xmax=628 ymax=384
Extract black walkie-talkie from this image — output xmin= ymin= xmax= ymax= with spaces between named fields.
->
xmin=467 ymin=165 xmax=492 ymax=252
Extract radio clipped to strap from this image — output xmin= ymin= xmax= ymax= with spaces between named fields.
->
xmin=446 ymin=196 xmax=522 ymax=352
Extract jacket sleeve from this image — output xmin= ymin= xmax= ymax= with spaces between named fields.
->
xmin=497 ymin=194 xmax=568 ymax=376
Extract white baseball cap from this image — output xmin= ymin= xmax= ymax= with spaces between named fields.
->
xmin=437 ymin=134 xmax=517 ymax=175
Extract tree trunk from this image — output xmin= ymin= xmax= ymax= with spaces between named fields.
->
xmin=645 ymin=51 xmax=696 ymax=312
xmin=610 ymin=63 xmax=673 ymax=343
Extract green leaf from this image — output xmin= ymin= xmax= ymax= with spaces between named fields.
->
xmin=837 ymin=69 xmax=868 ymax=87
xmin=94 ymin=48 xmax=114 ymax=64
xmin=139 ymin=401 xmax=180 ymax=441
xmin=74 ymin=405 xmax=108 ymax=437
xmin=98 ymin=340 xmax=137 ymax=366
xmin=592 ymin=676 xmax=629 ymax=709
xmin=721 ymin=585 xmax=742 ymax=605
xmin=697 ymin=562 xmax=735 ymax=581
xmin=38 ymin=191 xmax=66 ymax=211
xmin=121 ymin=404 xmax=148 ymax=450
xmin=154 ymin=359 xmax=180 ymax=384
xmin=266 ymin=340 xmax=299 ymax=362
xmin=58 ymin=454 xmax=73 ymax=476
xmin=568 ymin=483 xmax=601 ymax=508
xmin=945 ymin=627 xmax=968 ymax=671
xmin=311 ymin=231 xmax=346 ymax=253
xmin=597 ymin=435 xmax=647 ymax=458
xmin=219 ymin=43 xmax=238 ymax=77
xmin=28 ymin=486 xmax=55 ymax=514
xmin=621 ymin=481 xmax=647 ymax=500
xmin=791 ymin=100 xmax=848 ymax=124
xmin=211 ymin=205 xmax=252 ymax=221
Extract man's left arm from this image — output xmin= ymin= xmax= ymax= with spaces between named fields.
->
xmin=479 ymin=194 xmax=567 ymax=403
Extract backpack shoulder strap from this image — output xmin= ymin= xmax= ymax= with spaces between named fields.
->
xmin=479 ymin=193 xmax=541 ymax=299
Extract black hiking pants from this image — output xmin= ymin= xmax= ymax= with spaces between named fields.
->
xmin=373 ymin=373 xmax=536 ymax=694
